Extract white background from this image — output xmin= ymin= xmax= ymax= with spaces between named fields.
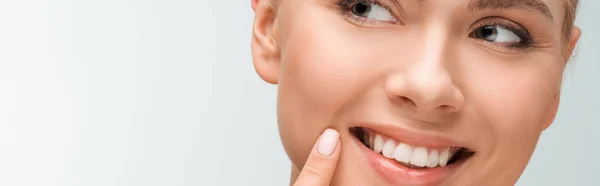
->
xmin=0 ymin=0 xmax=597 ymax=185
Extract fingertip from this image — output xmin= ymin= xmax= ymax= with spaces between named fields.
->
xmin=293 ymin=129 xmax=341 ymax=186
xmin=317 ymin=129 xmax=340 ymax=157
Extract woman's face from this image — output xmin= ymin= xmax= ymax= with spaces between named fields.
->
xmin=253 ymin=0 xmax=579 ymax=185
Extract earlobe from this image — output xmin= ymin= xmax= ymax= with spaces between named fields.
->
xmin=542 ymin=93 xmax=561 ymax=130
xmin=251 ymin=0 xmax=280 ymax=84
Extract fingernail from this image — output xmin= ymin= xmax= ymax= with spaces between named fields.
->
xmin=317 ymin=129 xmax=339 ymax=157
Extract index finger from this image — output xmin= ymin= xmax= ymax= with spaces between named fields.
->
xmin=293 ymin=129 xmax=341 ymax=186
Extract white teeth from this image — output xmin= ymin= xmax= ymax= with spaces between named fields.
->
xmin=373 ymin=135 xmax=384 ymax=153
xmin=382 ymin=140 xmax=397 ymax=158
xmin=393 ymin=143 xmax=413 ymax=164
xmin=439 ymin=148 xmax=450 ymax=167
xmin=410 ymin=147 xmax=429 ymax=167
xmin=362 ymin=131 xmax=461 ymax=168
xmin=427 ymin=150 xmax=440 ymax=168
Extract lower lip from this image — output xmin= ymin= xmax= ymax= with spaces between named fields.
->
xmin=352 ymin=134 xmax=465 ymax=186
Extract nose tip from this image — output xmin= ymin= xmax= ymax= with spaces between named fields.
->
xmin=385 ymin=72 xmax=464 ymax=115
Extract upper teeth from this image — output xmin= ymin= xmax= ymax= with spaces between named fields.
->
xmin=365 ymin=131 xmax=458 ymax=168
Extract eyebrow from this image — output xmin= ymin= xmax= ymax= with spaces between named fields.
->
xmin=468 ymin=0 xmax=554 ymax=23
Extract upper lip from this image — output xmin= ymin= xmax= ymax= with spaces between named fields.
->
xmin=350 ymin=121 xmax=472 ymax=150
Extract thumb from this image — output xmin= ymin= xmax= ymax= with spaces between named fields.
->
xmin=293 ymin=129 xmax=341 ymax=186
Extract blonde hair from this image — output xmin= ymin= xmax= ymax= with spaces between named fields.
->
xmin=564 ymin=0 xmax=579 ymax=40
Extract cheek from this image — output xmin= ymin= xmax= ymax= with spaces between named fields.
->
xmin=274 ymin=7 xmax=395 ymax=168
xmin=462 ymin=50 xmax=563 ymax=177
xmin=276 ymin=24 xmax=362 ymax=168
xmin=471 ymin=63 xmax=559 ymax=132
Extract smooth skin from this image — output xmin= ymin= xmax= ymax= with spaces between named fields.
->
xmin=252 ymin=0 xmax=581 ymax=185
xmin=251 ymin=2 xmax=343 ymax=185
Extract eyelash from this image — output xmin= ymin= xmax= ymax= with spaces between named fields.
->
xmin=469 ymin=19 xmax=536 ymax=49
xmin=335 ymin=0 xmax=537 ymax=51
xmin=336 ymin=0 xmax=377 ymax=13
xmin=336 ymin=0 xmax=397 ymax=25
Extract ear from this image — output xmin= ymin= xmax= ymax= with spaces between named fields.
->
xmin=542 ymin=92 xmax=561 ymax=130
xmin=251 ymin=0 xmax=280 ymax=84
xmin=565 ymin=26 xmax=582 ymax=59
xmin=544 ymin=27 xmax=582 ymax=130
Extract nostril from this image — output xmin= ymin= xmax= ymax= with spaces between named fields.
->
xmin=400 ymin=96 xmax=417 ymax=108
xmin=438 ymin=105 xmax=454 ymax=112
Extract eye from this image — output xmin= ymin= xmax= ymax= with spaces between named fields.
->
xmin=473 ymin=25 xmax=521 ymax=44
xmin=350 ymin=2 xmax=395 ymax=22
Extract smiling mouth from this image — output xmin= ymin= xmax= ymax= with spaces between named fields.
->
xmin=350 ymin=127 xmax=475 ymax=169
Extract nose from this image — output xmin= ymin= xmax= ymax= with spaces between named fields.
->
xmin=384 ymin=50 xmax=464 ymax=116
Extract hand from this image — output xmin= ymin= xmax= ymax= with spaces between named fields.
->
xmin=293 ymin=129 xmax=341 ymax=186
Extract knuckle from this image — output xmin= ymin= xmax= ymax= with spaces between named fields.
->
xmin=302 ymin=165 xmax=325 ymax=178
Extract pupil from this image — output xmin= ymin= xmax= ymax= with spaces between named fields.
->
xmin=480 ymin=26 xmax=498 ymax=40
xmin=352 ymin=3 xmax=370 ymax=16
